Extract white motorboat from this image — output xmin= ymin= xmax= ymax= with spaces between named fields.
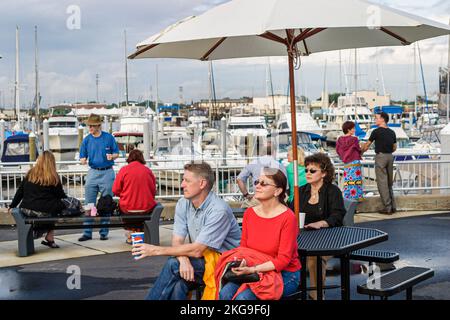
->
xmin=324 ymin=95 xmax=373 ymax=143
xmin=275 ymin=111 xmax=324 ymax=137
xmin=47 ymin=105 xmax=79 ymax=161
xmin=227 ymin=114 xmax=269 ymax=156
xmin=363 ymin=125 xmax=440 ymax=160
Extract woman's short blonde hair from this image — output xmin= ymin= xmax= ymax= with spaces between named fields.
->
xmin=26 ymin=151 xmax=60 ymax=186
xmin=288 ymin=146 xmax=305 ymax=166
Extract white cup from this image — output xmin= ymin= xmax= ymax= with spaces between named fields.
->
xmin=299 ymin=212 xmax=306 ymax=229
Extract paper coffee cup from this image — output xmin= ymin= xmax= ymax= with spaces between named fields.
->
xmin=299 ymin=212 xmax=306 ymax=229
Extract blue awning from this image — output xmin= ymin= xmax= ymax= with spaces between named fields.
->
xmin=374 ymin=105 xmax=403 ymax=114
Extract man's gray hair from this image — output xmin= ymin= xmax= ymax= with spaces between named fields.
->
xmin=184 ymin=161 xmax=215 ymax=191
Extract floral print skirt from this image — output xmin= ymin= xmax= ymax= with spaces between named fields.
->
xmin=343 ymin=160 xmax=364 ymax=201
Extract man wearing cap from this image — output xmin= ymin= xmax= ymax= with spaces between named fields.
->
xmin=78 ymin=114 xmax=119 ymax=241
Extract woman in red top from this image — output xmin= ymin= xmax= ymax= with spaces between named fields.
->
xmin=219 ymin=168 xmax=300 ymax=300
xmin=112 ymin=150 xmax=157 ymax=243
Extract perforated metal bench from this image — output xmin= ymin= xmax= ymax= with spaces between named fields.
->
xmin=350 ymin=249 xmax=399 ymax=264
xmin=351 ymin=248 xmax=399 ymax=273
xmin=11 ymin=203 xmax=164 ymax=257
xmin=357 ymin=266 xmax=434 ymax=300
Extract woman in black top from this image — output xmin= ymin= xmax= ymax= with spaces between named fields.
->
xmin=290 ymin=153 xmax=346 ymax=299
xmin=9 ymin=151 xmax=67 ymax=248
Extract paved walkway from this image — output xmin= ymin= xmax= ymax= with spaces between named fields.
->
xmin=1 ymin=211 xmax=449 ymax=300
xmin=0 ymin=210 xmax=446 ymax=269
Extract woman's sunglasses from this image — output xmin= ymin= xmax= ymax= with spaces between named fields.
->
xmin=253 ymin=179 xmax=277 ymax=187
xmin=304 ymin=168 xmax=320 ymax=174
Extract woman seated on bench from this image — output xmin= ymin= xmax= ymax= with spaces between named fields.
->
xmin=112 ymin=149 xmax=157 ymax=244
xmin=8 ymin=151 xmax=67 ymax=249
xmin=290 ymin=153 xmax=346 ymax=300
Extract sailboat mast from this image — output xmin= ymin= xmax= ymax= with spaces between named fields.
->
xmin=354 ymin=48 xmax=358 ymax=119
xmin=414 ymin=43 xmax=418 ymax=115
xmin=339 ymin=50 xmax=342 ymax=95
xmin=447 ymin=18 xmax=450 ymax=123
xmin=155 ymin=64 xmax=159 ymax=112
xmin=417 ymin=42 xmax=429 ymax=116
xmin=124 ymin=30 xmax=129 ymax=106
xmin=208 ymin=61 xmax=213 ymax=125
xmin=15 ymin=26 xmax=20 ymax=127
xmin=35 ymin=25 xmax=40 ymax=133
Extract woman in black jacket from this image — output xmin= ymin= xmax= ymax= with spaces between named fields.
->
xmin=290 ymin=153 xmax=346 ymax=299
xmin=9 ymin=151 xmax=67 ymax=248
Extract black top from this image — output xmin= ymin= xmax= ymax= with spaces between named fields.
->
xmin=303 ymin=201 xmax=321 ymax=225
xmin=369 ymin=127 xmax=397 ymax=154
xmin=10 ymin=179 xmax=67 ymax=216
xmin=291 ymin=183 xmax=346 ymax=227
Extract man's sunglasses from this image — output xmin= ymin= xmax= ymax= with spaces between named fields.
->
xmin=253 ymin=179 xmax=277 ymax=187
xmin=304 ymin=168 xmax=320 ymax=174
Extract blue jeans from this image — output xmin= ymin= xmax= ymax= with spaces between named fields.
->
xmin=83 ymin=168 xmax=115 ymax=238
xmin=219 ymin=270 xmax=300 ymax=300
xmin=146 ymin=257 xmax=206 ymax=300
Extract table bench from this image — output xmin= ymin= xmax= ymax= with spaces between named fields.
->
xmin=11 ymin=203 xmax=164 ymax=257
xmin=357 ymin=266 xmax=434 ymax=300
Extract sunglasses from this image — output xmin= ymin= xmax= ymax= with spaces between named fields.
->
xmin=305 ymin=168 xmax=320 ymax=174
xmin=254 ymin=179 xmax=277 ymax=188
xmin=89 ymin=125 xmax=100 ymax=128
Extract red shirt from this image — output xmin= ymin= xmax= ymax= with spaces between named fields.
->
xmin=241 ymin=207 xmax=301 ymax=272
xmin=112 ymin=161 xmax=157 ymax=213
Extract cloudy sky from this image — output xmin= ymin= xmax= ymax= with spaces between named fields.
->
xmin=0 ymin=0 xmax=449 ymax=109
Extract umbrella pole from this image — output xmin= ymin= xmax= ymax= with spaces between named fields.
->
xmin=287 ymin=50 xmax=300 ymax=223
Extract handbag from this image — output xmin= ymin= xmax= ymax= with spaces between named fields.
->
xmin=221 ymin=260 xmax=260 ymax=285
xmin=96 ymin=195 xmax=118 ymax=217
xmin=59 ymin=197 xmax=84 ymax=217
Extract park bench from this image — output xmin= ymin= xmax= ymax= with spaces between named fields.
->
xmin=357 ymin=266 xmax=434 ymax=300
xmin=11 ymin=203 xmax=164 ymax=257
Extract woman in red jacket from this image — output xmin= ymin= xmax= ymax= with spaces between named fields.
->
xmin=218 ymin=167 xmax=301 ymax=300
xmin=335 ymin=121 xmax=364 ymax=201
xmin=112 ymin=149 xmax=157 ymax=244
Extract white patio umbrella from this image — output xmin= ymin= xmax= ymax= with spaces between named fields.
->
xmin=129 ymin=0 xmax=450 ymax=220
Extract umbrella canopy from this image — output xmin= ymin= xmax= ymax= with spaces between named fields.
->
xmin=129 ymin=0 xmax=450 ymax=220
xmin=130 ymin=0 xmax=450 ymax=61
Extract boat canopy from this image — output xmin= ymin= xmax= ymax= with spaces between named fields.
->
xmin=1 ymin=133 xmax=38 ymax=163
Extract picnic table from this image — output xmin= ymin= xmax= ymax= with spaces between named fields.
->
xmin=297 ymin=226 xmax=388 ymax=300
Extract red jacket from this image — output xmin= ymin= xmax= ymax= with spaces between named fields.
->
xmin=215 ymin=247 xmax=284 ymax=300
xmin=336 ymin=135 xmax=362 ymax=163
xmin=112 ymin=161 xmax=157 ymax=213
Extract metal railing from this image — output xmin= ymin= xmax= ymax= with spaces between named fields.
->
xmin=1 ymin=153 xmax=450 ymax=206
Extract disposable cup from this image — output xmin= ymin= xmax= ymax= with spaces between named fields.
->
xmin=299 ymin=212 xmax=306 ymax=229
xmin=131 ymin=232 xmax=145 ymax=260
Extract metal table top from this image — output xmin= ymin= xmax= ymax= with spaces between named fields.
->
xmin=297 ymin=226 xmax=388 ymax=256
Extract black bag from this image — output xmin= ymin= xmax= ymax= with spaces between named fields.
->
xmin=59 ymin=197 xmax=84 ymax=217
xmin=221 ymin=260 xmax=260 ymax=285
xmin=96 ymin=195 xmax=118 ymax=217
